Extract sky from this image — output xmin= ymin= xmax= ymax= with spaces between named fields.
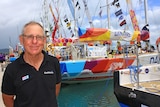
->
xmin=0 ymin=0 xmax=160 ymax=49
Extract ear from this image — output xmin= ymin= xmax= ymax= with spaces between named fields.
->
xmin=19 ymin=35 xmax=24 ymax=46
xmin=43 ymin=36 xmax=47 ymax=43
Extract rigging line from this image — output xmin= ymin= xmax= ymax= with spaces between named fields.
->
xmin=62 ymin=2 xmax=75 ymax=38
xmin=82 ymin=0 xmax=94 ymax=27
xmin=99 ymin=0 xmax=104 ymax=28
xmin=93 ymin=0 xmax=101 ymax=19
xmin=79 ymin=8 xmax=85 ymax=27
xmin=100 ymin=1 xmax=112 ymax=9
xmin=80 ymin=0 xmax=92 ymax=25
xmin=79 ymin=0 xmax=86 ymax=27
xmin=61 ymin=0 xmax=75 ymax=38
xmin=80 ymin=0 xmax=93 ymax=26
xmin=99 ymin=1 xmax=113 ymax=28
xmin=78 ymin=0 xmax=89 ymax=27
xmin=51 ymin=0 xmax=61 ymax=14
xmin=50 ymin=0 xmax=67 ymax=38
xmin=91 ymin=0 xmax=104 ymax=28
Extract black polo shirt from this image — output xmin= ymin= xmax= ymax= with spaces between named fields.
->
xmin=1 ymin=51 xmax=61 ymax=107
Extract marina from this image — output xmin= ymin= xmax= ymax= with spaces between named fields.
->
xmin=5 ymin=0 xmax=159 ymax=84
xmin=0 ymin=0 xmax=160 ymax=106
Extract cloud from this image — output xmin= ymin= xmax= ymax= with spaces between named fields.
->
xmin=0 ymin=0 xmax=42 ymax=49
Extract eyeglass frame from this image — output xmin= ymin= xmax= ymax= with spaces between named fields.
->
xmin=22 ymin=34 xmax=45 ymax=41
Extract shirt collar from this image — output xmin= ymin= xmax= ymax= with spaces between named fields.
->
xmin=19 ymin=50 xmax=49 ymax=65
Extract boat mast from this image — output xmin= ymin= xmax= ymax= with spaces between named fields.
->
xmin=100 ymin=0 xmax=110 ymax=29
xmin=144 ymin=0 xmax=148 ymax=25
xmin=41 ymin=0 xmax=50 ymax=33
xmin=73 ymin=0 xmax=79 ymax=38
xmin=144 ymin=0 xmax=151 ymax=50
xmin=106 ymin=0 xmax=110 ymax=29
xmin=41 ymin=0 xmax=52 ymax=51
xmin=49 ymin=4 xmax=59 ymax=41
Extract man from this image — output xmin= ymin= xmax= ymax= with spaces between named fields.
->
xmin=117 ymin=41 xmax=122 ymax=54
xmin=1 ymin=21 xmax=61 ymax=107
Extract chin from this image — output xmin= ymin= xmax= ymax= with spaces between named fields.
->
xmin=28 ymin=50 xmax=41 ymax=55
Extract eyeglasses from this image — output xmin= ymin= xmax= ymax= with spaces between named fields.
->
xmin=23 ymin=35 xmax=45 ymax=41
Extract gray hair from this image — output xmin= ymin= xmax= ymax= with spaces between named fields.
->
xmin=21 ymin=21 xmax=45 ymax=35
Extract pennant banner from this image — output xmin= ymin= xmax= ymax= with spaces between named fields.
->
xmin=64 ymin=15 xmax=74 ymax=36
xmin=112 ymin=0 xmax=127 ymax=27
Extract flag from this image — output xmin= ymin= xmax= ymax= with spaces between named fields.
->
xmin=112 ymin=0 xmax=119 ymax=5
xmin=115 ymin=9 xmax=123 ymax=17
xmin=63 ymin=14 xmax=74 ymax=36
xmin=75 ymin=1 xmax=80 ymax=10
xmin=99 ymin=10 xmax=102 ymax=17
xmin=112 ymin=0 xmax=127 ymax=27
xmin=140 ymin=24 xmax=149 ymax=41
xmin=115 ymin=2 xmax=120 ymax=8
xmin=120 ymin=20 xmax=126 ymax=26
xmin=142 ymin=24 xmax=149 ymax=31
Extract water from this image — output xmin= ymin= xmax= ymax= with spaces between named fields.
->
xmin=58 ymin=79 xmax=120 ymax=107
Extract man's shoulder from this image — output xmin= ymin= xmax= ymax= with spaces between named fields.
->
xmin=47 ymin=54 xmax=58 ymax=61
xmin=43 ymin=51 xmax=59 ymax=64
xmin=7 ymin=56 xmax=22 ymax=69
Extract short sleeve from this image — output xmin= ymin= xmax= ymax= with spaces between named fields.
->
xmin=55 ymin=58 xmax=61 ymax=84
xmin=1 ymin=65 xmax=16 ymax=95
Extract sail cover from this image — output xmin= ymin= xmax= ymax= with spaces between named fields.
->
xmin=78 ymin=27 xmax=140 ymax=42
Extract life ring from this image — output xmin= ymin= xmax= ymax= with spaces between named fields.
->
xmin=156 ymin=37 xmax=160 ymax=52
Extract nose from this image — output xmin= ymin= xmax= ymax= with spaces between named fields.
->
xmin=32 ymin=36 xmax=38 ymax=43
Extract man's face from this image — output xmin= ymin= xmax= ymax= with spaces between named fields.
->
xmin=19 ymin=24 xmax=46 ymax=56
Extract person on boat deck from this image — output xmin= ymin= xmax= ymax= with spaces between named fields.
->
xmin=144 ymin=41 xmax=149 ymax=52
xmin=137 ymin=41 xmax=142 ymax=53
xmin=1 ymin=21 xmax=61 ymax=107
xmin=117 ymin=41 xmax=122 ymax=54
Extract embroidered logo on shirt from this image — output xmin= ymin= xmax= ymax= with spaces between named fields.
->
xmin=44 ymin=71 xmax=54 ymax=74
xmin=22 ymin=75 xmax=29 ymax=81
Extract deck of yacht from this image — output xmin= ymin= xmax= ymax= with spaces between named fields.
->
xmin=123 ymin=80 xmax=160 ymax=95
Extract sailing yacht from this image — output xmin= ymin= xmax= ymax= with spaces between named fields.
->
xmin=39 ymin=0 xmax=160 ymax=84
xmin=41 ymin=0 xmax=138 ymax=83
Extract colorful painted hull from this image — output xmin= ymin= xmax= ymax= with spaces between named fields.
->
xmin=61 ymin=52 xmax=159 ymax=83
xmin=60 ymin=56 xmax=136 ymax=83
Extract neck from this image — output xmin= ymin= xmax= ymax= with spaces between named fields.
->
xmin=23 ymin=53 xmax=44 ymax=71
